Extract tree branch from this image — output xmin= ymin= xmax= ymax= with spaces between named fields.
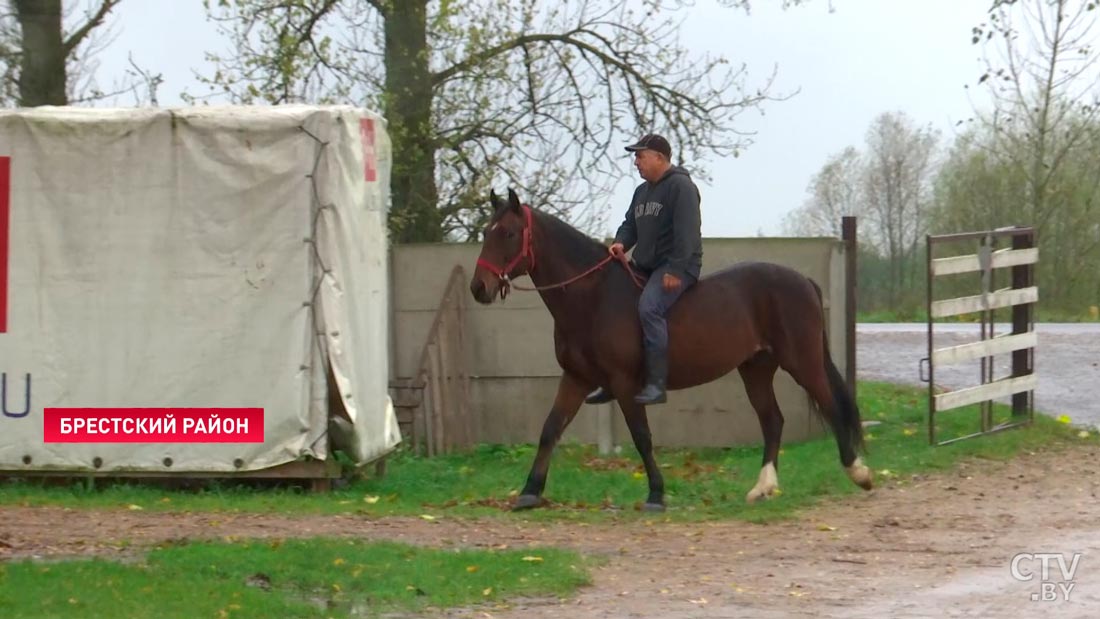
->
xmin=433 ymin=30 xmax=652 ymax=88
xmin=63 ymin=0 xmax=121 ymax=56
xmin=365 ymin=0 xmax=387 ymax=17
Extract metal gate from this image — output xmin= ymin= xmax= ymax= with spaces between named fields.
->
xmin=922 ymin=227 xmax=1038 ymax=445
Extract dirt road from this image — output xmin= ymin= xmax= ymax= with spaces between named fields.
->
xmin=2 ymin=442 xmax=1097 ymax=618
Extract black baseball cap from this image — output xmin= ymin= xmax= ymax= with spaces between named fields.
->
xmin=624 ymin=133 xmax=672 ymax=159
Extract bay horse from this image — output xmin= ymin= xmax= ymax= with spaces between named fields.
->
xmin=469 ymin=188 xmax=873 ymax=511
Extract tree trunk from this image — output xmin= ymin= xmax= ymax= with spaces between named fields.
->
xmin=15 ymin=0 xmax=68 ymax=106
xmin=383 ymin=0 xmax=440 ymax=242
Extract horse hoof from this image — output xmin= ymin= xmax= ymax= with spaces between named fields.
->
xmin=642 ymin=502 xmax=666 ymax=512
xmin=846 ymin=458 xmax=874 ymax=491
xmin=512 ymin=494 xmax=542 ymax=511
xmin=746 ymin=488 xmax=777 ymax=504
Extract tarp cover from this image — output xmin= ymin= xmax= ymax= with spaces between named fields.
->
xmin=0 ymin=105 xmax=401 ymax=472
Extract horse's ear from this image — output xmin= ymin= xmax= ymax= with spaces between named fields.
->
xmin=489 ymin=189 xmax=500 ymax=208
xmin=507 ymin=188 xmax=522 ymax=213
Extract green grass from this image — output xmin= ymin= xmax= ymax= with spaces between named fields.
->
xmin=0 ymin=538 xmax=593 ymax=619
xmin=1 ymin=382 xmax=1094 ymax=524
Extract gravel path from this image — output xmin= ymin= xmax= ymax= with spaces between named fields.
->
xmin=857 ymin=323 xmax=1100 ymax=430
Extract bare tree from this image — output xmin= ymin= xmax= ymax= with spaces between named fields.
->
xmin=863 ymin=111 xmax=939 ymax=307
xmin=195 ymin=0 xmax=817 ymax=242
xmin=963 ymin=0 xmax=1100 ymax=304
xmin=969 ymin=0 xmax=1100 ymax=230
xmin=781 ymin=145 xmax=863 ymax=237
xmin=0 ymin=8 xmax=19 ymax=104
xmin=0 ymin=0 xmax=154 ymax=107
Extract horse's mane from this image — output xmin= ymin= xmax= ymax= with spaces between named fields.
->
xmin=490 ymin=200 xmax=610 ymax=266
xmin=530 ymin=206 xmax=610 ymax=265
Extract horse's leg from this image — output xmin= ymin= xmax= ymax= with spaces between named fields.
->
xmin=513 ymin=372 xmax=589 ymax=510
xmin=615 ymin=393 xmax=666 ymax=512
xmin=738 ymin=352 xmax=783 ymax=503
xmin=777 ymin=341 xmax=873 ymax=492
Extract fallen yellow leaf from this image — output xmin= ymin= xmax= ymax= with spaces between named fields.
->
xmin=420 ymin=514 xmax=436 ymax=521
xmin=1078 ymin=430 xmax=1091 ymax=439
xmin=467 ymin=565 xmax=479 ymax=573
xmin=1057 ymin=415 xmax=1072 ymax=424
xmin=521 ymin=556 xmax=544 ymax=562
xmin=817 ymin=524 xmax=837 ymax=532
xmin=364 ymin=495 xmax=380 ymax=504
xmin=333 ymin=558 xmax=346 ymax=566
xmin=127 ymin=504 xmax=143 ymax=511
xmin=482 ymin=587 xmax=493 ymax=596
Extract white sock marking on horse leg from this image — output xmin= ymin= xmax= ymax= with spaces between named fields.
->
xmin=846 ymin=456 xmax=873 ymax=489
xmin=746 ymin=462 xmax=779 ymax=503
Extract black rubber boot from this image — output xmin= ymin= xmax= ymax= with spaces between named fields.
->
xmin=634 ymin=348 xmax=668 ymax=405
xmin=584 ymin=387 xmax=615 ymax=405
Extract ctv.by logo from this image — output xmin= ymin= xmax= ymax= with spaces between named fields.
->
xmin=1011 ymin=552 xmax=1082 ymax=602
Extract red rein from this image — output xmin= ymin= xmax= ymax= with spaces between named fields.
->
xmin=476 ymin=205 xmax=645 ymax=300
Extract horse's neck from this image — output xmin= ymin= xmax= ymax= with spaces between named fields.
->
xmin=527 ymin=217 xmax=610 ymax=326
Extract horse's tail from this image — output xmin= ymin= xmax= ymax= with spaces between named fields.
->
xmin=809 ymin=279 xmax=866 ymax=456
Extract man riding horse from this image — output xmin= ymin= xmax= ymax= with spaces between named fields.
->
xmin=585 ymin=133 xmax=703 ymax=406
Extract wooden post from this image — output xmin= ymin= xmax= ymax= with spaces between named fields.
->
xmin=421 ymin=373 xmax=435 ymax=457
xmin=437 ymin=311 xmax=452 ymax=451
xmin=455 ymin=272 xmax=473 ymax=448
xmin=1011 ymin=230 xmax=1033 ymax=417
xmin=842 ymin=216 xmax=858 ymax=401
xmin=428 ymin=342 xmax=444 ymax=454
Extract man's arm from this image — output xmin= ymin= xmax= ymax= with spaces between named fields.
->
xmin=613 ymin=200 xmax=637 ymax=251
xmin=666 ymin=179 xmax=701 ymax=280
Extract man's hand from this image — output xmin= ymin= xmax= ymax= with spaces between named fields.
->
xmin=609 ymin=242 xmax=625 ymax=258
xmin=663 ymin=272 xmax=682 ymax=292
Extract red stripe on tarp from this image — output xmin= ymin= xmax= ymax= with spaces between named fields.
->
xmin=360 ymin=118 xmax=377 ymax=182
xmin=0 ymin=156 xmax=9 ymax=334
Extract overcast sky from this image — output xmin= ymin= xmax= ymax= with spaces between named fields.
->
xmin=90 ymin=0 xmax=998 ymax=238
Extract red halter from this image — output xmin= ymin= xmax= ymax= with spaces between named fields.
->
xmin=476 ymin=205 xmax=535 ymax=293
xmin=475 ymin=204 xmax=645 ymax=300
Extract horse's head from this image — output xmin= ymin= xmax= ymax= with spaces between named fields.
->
xmin=470 ymin=188 xmax=535 ymax=304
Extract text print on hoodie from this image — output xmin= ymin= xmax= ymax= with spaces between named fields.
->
xmin=614 ymin=165 xmax=703 ymax=281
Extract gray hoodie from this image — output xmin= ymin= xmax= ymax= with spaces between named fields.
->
xmin=613 ymin=165 xmax=703 ymax=281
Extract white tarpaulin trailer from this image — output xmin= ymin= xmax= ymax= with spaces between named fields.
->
xmin=0 ymin=105 xmax=401 ymax=474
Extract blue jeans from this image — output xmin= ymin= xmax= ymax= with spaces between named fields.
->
xmin=638 ymin=264 xmax=696 ymax=358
